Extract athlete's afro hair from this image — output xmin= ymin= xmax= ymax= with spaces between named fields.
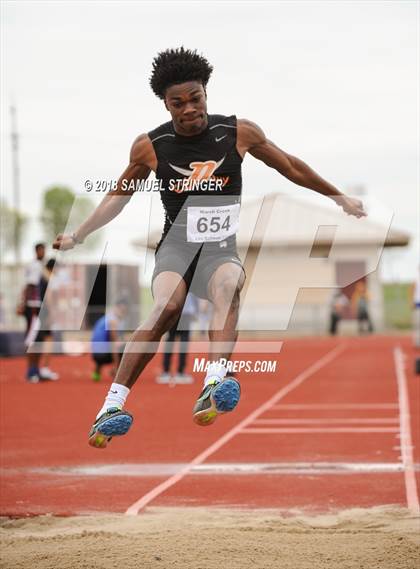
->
xmin=149 ymin=47 xmax=213 ymax=100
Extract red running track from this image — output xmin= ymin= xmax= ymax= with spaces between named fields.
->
xmin=0 ymin=335 xmax=419 ymax=516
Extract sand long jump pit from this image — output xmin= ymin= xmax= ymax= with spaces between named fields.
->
xmin=1 ymin=506 xmax=419 ymax=569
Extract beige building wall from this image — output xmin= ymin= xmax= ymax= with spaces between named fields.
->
xmin=237 ymin=244 xmax=383 ymax=332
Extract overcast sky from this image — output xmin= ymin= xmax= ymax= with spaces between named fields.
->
xmin=1 ymin=1 xmax=418 ymax=281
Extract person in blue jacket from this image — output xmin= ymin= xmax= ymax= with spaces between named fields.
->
xmin=91 ymin=298 xmax=129 ymax=382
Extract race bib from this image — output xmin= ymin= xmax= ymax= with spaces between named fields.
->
xmin=187 ymin=203 xmax=240 ymax=243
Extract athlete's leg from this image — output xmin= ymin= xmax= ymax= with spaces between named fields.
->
xmin=89 ymin=272 xmax=187 ymax=447
xmin=112 ymin=271 xmax=187 ymax=389
xmin=207 ymin=263 xmax=245 ymax=362
xmin=192 ymin=263 xmax=244 ymax=426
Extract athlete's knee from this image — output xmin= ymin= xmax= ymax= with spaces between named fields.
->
xmin=213 ymin=278 xmax=241 ymax=307
xmin=152 ymin=298 xmax=182 ymax=323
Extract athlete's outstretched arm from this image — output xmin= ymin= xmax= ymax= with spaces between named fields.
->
xmin=53 ymin=134 xmax=156 ymax=250
xmin=237 ymin=119 xmax=366 ymax=218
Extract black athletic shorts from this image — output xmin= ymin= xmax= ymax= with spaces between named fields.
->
xmin=93 ymin=353 xmax=114 ymax=366
xmin=24 ymin=306 xmax=50 ymax=343
xmin=93 ymin=344 xmax=125 ymax=366
xmin=152 ymin=232 xmax=245 ymax=300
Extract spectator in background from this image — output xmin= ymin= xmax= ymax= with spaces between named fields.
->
xmin=197 ymin=298 xmax=212 ymax=338
xmin=91 ymin=298 xmax=129 ymax=382
xmin=329 ymin=290 xmax=349 ymax=335
xmin=352 ymin=281 xmax=374 ymax=334
xmin=34 ymin=259 xmax=60 ymax=380
xmin=157 ymin=292 xmax=199 ymax=385
xmin=17 ymin=242 xmax=58 ymax=383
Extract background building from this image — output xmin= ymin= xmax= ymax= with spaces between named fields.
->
xmin=133 ymin=193 xmax=410 ymax=334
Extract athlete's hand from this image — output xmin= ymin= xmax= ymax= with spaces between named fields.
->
xmin=53 ymin=233 xmax=75 ymax=251
xmin=334 ymin=196 xmax=367 ymax=218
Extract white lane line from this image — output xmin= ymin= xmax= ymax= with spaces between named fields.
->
xmin=393 ymin=346 xmax=420 ymax=514
xmin=241 ymin=427 xmax=399 ymax=434
xmin=271 ymin=403 xmax=399 ymax=410
xmin=192 ymin=462 xmax=414 ymax=474
xmin=125 ymin=343 xmax=346 ymax=515
xmin=22 ymin=461 xmax=418 ymax=477
xmin=252 ymin=418 xmax=399 ymax=425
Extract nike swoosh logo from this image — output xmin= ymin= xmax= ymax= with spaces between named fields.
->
xmin=110 ymin=390 xmax=118 ymax=394
xmin=215 ymin=135 xmax=227 ymax=142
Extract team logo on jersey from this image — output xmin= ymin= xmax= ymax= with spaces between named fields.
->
xmin=168 ymin=156 xmax=229 ymax=193
xmin=169 ymin=156 xmax=225 ymax=179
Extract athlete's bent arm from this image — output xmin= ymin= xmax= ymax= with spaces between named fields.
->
xmin=237 ymin=119 xmax=366 ymax=218
xmin=53 ymin=134 xmax=155 ymax=250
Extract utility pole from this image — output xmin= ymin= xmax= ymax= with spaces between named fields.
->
xmin=10 ymin=104 xmax=21 ymax=265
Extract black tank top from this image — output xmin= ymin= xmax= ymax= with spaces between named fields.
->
xmin=148 ymin=114 xmax=242 ymax=237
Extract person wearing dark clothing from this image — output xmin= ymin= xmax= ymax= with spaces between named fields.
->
xmin=329 ymin=291 xmax=348 ymax=335
xmin=158 ymin=293 xmax=198 ymax=384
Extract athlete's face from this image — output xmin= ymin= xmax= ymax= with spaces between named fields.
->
xmin=164 ymin=81 xmax=208 ymax=136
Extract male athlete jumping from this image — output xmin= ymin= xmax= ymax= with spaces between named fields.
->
xmin=53 ymin=48 xmax=366 ymax=448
